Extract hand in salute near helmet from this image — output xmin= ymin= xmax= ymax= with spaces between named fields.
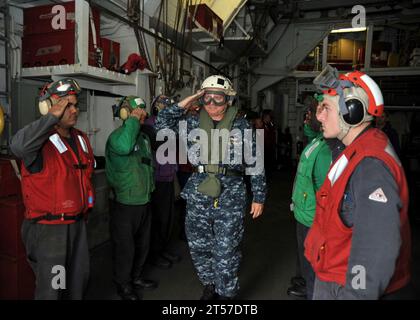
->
xmin=155 ymin=75 xmax=267 ymax=300
xmin=10 ymin=78 xmax=94 ymax=300
xmin=48 ymin=97 xmax=71 ymax=118
xmin=130 ymin=106 xmax=147 ymax=122
xmin=178 ymin=90 xmax=204 ymax=111
xmin=304 ymin=65 xmax=412 ymax=300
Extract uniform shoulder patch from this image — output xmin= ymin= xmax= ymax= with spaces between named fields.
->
xmin=368 ymin=188 xmax=388 ymax=203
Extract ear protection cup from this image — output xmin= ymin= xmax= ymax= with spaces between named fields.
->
xmin=340 ymin=86 xmax=370 ymax=126
xmin=115 ymin=96 xmax=128 ymax=120
xmin=342 ymin=98 xmax=365 ymax=125
xmin=39 ymin=99 xmax=52 ymax=115
xmin=38 ymin=97 xmax=59 ymax=115
xmin=39 ymin=83 xmax=53 ymax=115
xmin=119 ymin=106 xmax=131 ymax=120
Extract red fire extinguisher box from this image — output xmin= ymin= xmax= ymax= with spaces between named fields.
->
xmin=23 ymin=1 xmax=100 ymax=37
xmin=22 ymin=1 xmax=101 ymax=68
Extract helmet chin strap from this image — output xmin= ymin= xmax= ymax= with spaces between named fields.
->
xmin=337 ymin=116 xmax=351 ymax=140
xmin=328 ymin=95 xmax=350 ymax=141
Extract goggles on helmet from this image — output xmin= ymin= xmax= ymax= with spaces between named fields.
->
xmin=313 ymin=64 xmax=342 ymax=92
xmin=313 ymin=65 xmax=354 ymax=116
xmin=41 ymin=78 xmax=81 ymax=101
xmin=49 ymin=78 xmax=81 ymax=98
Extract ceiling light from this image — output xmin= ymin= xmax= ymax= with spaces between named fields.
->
xmin=331 ymin=27 xmax=367 ymax=33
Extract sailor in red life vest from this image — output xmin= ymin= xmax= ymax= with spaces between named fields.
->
xmin=304 ymin=65 xmax=412 ymax=299
xmin=10 ymin=78 xmax=95 ymax=300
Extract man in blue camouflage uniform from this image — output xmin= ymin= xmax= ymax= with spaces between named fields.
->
xmin=156 ymin=75 xmax=266 ymax=300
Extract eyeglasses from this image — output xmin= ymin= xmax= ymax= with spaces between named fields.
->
xmin=202 ymin=91 xmax=227 ymax=106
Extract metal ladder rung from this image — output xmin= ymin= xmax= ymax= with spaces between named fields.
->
xmin=0 ymin=63 xmax=7 ymax=69
xmin=0 ymin=91 xmax=9 ymax=96
xmin=0 ymin=35 xmax=8 ymax=41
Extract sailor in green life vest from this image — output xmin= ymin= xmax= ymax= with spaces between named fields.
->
xmin=155 ymin=75 xmax=267 ymax=300
xmin=288 ymin=98 xmax=333 ymax=300
xmin=105 ymin=96 xmax=157 ymax=300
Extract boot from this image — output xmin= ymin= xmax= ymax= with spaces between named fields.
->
xmin=117 ymin=284 xmax=140 ymax=300
xmin=132 ymin=278 xmax=158 ymax=290
xmin=290 ymin=276 xmax=306 ymax=287
xmin=287 ymin=284 xmax=307 ymax=299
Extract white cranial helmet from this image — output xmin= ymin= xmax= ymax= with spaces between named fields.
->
xmin=201 ymin=75 xmax=237 ymax=96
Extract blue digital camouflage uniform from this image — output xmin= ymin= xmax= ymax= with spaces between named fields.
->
xmin=156 ymin=104 xmax=266 ymax=297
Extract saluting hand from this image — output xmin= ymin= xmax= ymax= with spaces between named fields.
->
xmin=250 ymin=202 xmax=264 ymax=219
xmin=130 ymin=108 xmax=147 ymax=121
xmin=178 ymin=90 xmax=205 ymax=111
xmin=48 ymin=98 xmax=69 ymax=119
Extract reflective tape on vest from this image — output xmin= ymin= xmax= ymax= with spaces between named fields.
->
xmin=78 ymin=135 xmax=88 ymax=153
xmin=304 ymin=140 xmax=320 ymax=159
xmin=49 ymin=133 xmax=68 ymax=154
xmin=328 ymin=154 xmax=349 ymax=186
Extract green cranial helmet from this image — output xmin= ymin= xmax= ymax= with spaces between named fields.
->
xmin=125 ymin=96 xmax=146 ymax=109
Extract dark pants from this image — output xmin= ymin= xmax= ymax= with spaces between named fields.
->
xmin=110 ymin=201 xmax=151 ymax=286
xmin=149 ymin=181 xmax=175 ymax=258
xmin=296 ymin=221 xmax=315 ymax=299
xmin=21 ymin=219 xmax=90 ymax=300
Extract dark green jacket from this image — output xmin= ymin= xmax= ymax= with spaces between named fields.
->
xmin=291 ymin=124 xmax=331 ymax=227
xmin=105 ymin=117 xmax=154 ymax=205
